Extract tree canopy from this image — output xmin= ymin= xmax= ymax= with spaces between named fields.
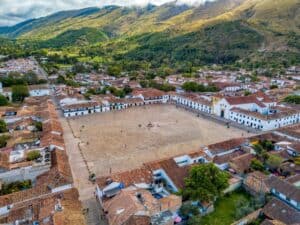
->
xmin=182 ymin=81 xmax=218 ymax=92
xmin=182 ymin=163 xmax=230 ymax=202
xmin=12 ymin=85 xmax=29 ymax=102
xmin=0 ymin=120 xmax=7 ymax=133
xmin=0 ymin=94 xmax=9 ymax=106
xmin=284 ymin=95 xmax=300 ymax=104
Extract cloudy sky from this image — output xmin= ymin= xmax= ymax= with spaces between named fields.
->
xmin=0 ymin=0 xmax=215 ymax=26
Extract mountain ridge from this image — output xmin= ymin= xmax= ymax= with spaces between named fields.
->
xmin=0 ymin=0 xmax=299 ymax=69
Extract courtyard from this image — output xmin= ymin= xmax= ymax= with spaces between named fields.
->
xmin=67 ymin=105 xmax=253 ymax=177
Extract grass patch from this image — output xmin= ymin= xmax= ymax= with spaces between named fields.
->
xmin=200 ymin=190 xmax=253 ymax=225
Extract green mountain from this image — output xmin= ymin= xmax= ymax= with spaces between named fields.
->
xmin=0 ymin=0 xmax=299 ymax=69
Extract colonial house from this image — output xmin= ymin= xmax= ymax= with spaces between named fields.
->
xmin=132 ymin=88 xmax=169 ymax=104
xmin=262 ymin=198 xmax=300 ymax=225
xmin=286 ymin=143 xmax=300 ymax=157
xmin=266 ymin=175 xmax=300 ymax=210
xmin=172 ymin=93 xmax=212 ymax=114
xmin=204 ymin=138 xmax=247 ymax=158
xmin=61 ymin=100 xmax=101 ymax=117
xmin=213 ymin=93 xmax=299 ymax=131
xmin=102 ymin=186 xmax=181 ymax=225
xmin=28 ymin=85 xmax=50 ymax=97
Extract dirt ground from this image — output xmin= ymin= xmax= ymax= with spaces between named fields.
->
xmin=68 ymin=105 xmax=251 ymax=177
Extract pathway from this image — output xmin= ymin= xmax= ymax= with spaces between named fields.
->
xmin=60 ymin=117 xmax=106 ymax=225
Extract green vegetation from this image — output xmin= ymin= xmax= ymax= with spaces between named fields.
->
xmin=182 ymin=163 xmax=230 ymax=202
xmin=39 ymin=28 xmax=108 ymax=48
xmin=0 ymin=180 xmax=32 ymax=195
xmin=250 ymin=140 xmax=284 ymax=172
xmin=284 ymin=95 xmax=300 ymax=104
xmin=0 ymin=71 xmax=46 ymax=87
xmin=250 ymin=159 xmax=264 ymax=171
xmin=12 ymin=85 xmax=29 ymax=102
xmin=33 ymin=121 xmax=43 ymax=132
xmin=0 ymin=95 xmax=9 ymax=106
xmin=194 ymin=190 xmax=255 ymax=225
xmin=265 ymin=154 xmax=284 ymax=171
xmin=0 ymin=0 xmax=299 ymax=75
xmin=179 ymin=203 xmax=200 ymax=220
xmin=26 ymin=150 xmax=41 ymax=161
xmin=141 ymin=80 xmax=176 ymax=92
xmin=182 ymin=82 xmax=219 ymax=93
xmin=0 ymin=120 xmax=7 ymax=133
xmin=0 ymin=135 xmax=10 ymax=148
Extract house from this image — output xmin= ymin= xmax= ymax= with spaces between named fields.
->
xmin=28 ymin=85 xmax=50 ymax=97
xmin=213 ymin=150 xmax=245 ymax=170
xmin=212 ymin=93 xmax=300 ymax=131
xmin=287 ymin=143 xmax=300 ymax=157
xmin=172 ymin=93 xmax=212 ymax=114
xmin=265 ymin=175 xmax=300 ymax=210
xmin=262 ymin=198 xmax=300 ymax=225
xmin=61 ymin=100 xmax=101 ymax=117
xmin=132 ymin=88 xmax=169 ymax=104
xmin=229 ymin=153 xmax=255 ymax=175
xmin=205 ymin=138 xmax=247 ymax=158
xmin=102 ymin=186 xmax=180 ymax=225
xmin=243 ymin=171 xmax=270 ymax=196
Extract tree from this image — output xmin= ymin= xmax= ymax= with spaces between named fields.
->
xmin=253 ymin=144 xmax=269 ymax=163
xmin=12 ymin=85 xmax=29 ymax=102
xmin=259 ymin=140 xmax=274 ymax=151
xmin=0 ymin=135 xmax=10 ymax=148
xmin=284 ymin=95 xmax=300 ymax=104
xmin=265 ymin=154 xmax=283 ymax=171
xmin=182 ymin=81 xmax=218 ymax=93
xmin=0 ymin=120 xmax=7 ymax=133
xmin=250 ymin=159 xmax=264 ymax=171
xmin=27 ymin=150 xmax=41 ymax=161
xmin=107 ymin=65 xmax=122 ymax=76
xmin=34 ymin=121 xmax=43 ymax=132
xmin=182 ymin=163 xmax=230 ymax=202
xmin=179 ymin=203 xmax=200 ymax=219
xmin=123 ymin=85 xmax=133 ymax=95
xmin=0 ymin=94 xmax=9 ymax=106
xmin=244 ymin=90 xmax=251 ymax=96
xmin=187 ymin=215 xmax=202 ymax=225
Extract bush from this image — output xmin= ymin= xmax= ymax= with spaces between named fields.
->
xmin=0 ymin=94 xmax=9 ymax=106
xmin=12 ymin=85 xmax=29 ymax=102
xmin=179 ymin=204 xmax=200 ymax=218
xmin=27 ymin=150 xmax=41 ymax=161
xmin=265 ymin=154 xmax=283 ymax=171
xmin=34 ymin=121 xmax=43 ymax=132
xmin=284 ymin=95 xmax=300 ymax=104
xmin=0 ymin=180 xmax=32 ymax=195
xmin=0 ymin=135 xmax=10 ymax=148
xmin=182 ymin=81 xmax=219 ymax=92
xmin=0 ymin=120 xmax=7 ymax=133
xmin=250 ymin=159 xmax=264 ymax=171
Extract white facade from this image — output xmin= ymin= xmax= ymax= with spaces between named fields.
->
xmin=29 ymin=89 xmax=50 ymax=97
xmin=175 ymin=95 xmax=212 ymax=114
xmin=229 ymin=110 xmax=300 ymax=131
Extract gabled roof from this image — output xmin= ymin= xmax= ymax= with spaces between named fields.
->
xmin=262 ymin=198 xmax=300 ymax=225
xmin=145 ymin=158 xmax=190 ymax=189
xmin=97 ymin=167 xmax=153 ymax=189
xmin=207 ymin=138 xmax=246 ymax=155
xmin=265 ymin=175 xmax=300 ymax=202
xmin=224 ymin=95 xmax=266 ymax=108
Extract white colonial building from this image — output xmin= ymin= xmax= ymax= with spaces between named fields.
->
xmin=172 ymin=93 xmax=212 ymax=114
xmin=213 ymin=93 xmax=299 ymax=131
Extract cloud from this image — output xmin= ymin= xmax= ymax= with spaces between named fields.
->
xmin=0 ymin=0 xmax=216 ymax=26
